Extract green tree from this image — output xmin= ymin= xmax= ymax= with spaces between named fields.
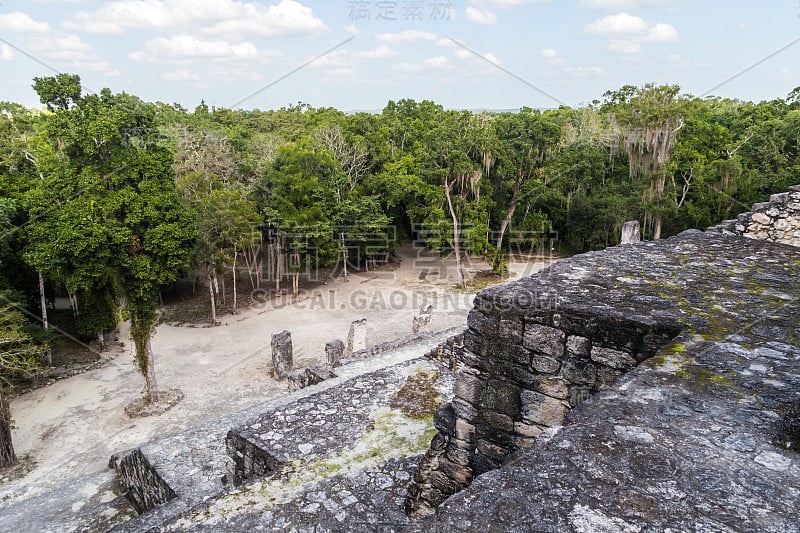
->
xmin=25 ymin=76 xmax=195 ymax=403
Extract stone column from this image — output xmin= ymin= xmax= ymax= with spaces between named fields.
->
xmin=325 ymin=339 xmax=344 ymax=369
xmin=346 ymin=318 xmax=367 ymax=356
xmin=271 ymin=330 xmax=293 ymax=380
xmin=620 ymin=220 xmax=641 ymax=244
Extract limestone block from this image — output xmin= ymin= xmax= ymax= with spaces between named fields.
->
xmin=531 ymin=355 xmax=561 ymax=374
xmin=591 ymin=346 xmax=637 ymax=370
xmin=271 ymin=330 xmax=293 ymax=380
xmin=560 ymin=359 xmax=597 ymax=385
xmin=346 ymin=318 xmax=367 ymax=355
xmin=523 ymin=323 xmax=565 ymax=357
xmin=620 ymin=220 xmax=641 ymax=244
xmin=520 ymin=390 xmax=569 ymax=427
xmin=751 ymin=212 xmax=771 ymax=225
xmin=566 ymin=335 xmax=591 ymax=358
xmin=498 ymin=318 xmax=524 ymax=345
xmin=455 ymin=419 xmax=476 ymax=442
xmin=533 ymin=376 xmax=569 ymax=400
xmin=325 ymin=339 xmax=344 ymax=369
xmin=454 ymin=373 xmax=485 ymax=405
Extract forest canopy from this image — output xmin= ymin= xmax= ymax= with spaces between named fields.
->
xmin=1 ymin=75 xmax=799 ymax=376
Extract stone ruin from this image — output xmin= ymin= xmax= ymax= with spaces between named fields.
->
xmin=619 ymin=220 xmax=641 ymax=244
xmin=412 ymin=304 xmax=434 ymax=334
xmin=346 ymin=317 xmax=368 ymax=356
xmin=4 ymin=186 xmax=799 ymax=532
xmin=709 ymin=184 xmax=800 ymax=246
xmin=270 ymin=330 xmax=293 ymax=380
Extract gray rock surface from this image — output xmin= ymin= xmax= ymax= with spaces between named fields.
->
xmin=411 ymin=230 xmax=800 ymax=532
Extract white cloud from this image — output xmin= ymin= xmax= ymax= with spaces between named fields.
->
xmin=540 ymin=48 xmax=558 ymax=58
xmin=344 ymin=24 xmax=359 ymax=34
xmin=64 ymin=0 xmax=328 ymax=38
xmin=0 ymin=11 xmax=52 ymax=33
xmin=355 ymin=45 xmax=396 ymax=59
xmin=394 ymin=56 xmax=451 ymax=72
xmin=470 ymin=0 xmax=548 ymax=8
xmin=465 ymin=6 xmax=498 ymax=24
xmin=0 ymin=44 xmax=13 ymax=61
xmin=437 ymin=37 xmax=455 ymax=47
xmin=454 ymin=49 xmax=472 ymax=59
xmin=585 ymin=12 xmax=679 ymax=53
xmin=163 ymin=69 xmax=200 ymax=81
xmin=646 ymin=23 xmax=679 ymax=42
xmin=585 ymin=13 xmax=648 ymax=35
xmin=565 ymin=66 xmax=606 ymax=76
xmin=131 ymin=35 xmax=259 ymax=61
xmin=580 ymin=0 xmax=675 ymax=8
xmin=325 ymin=67 xmax=353 ymax=77
xmin=377 ymin=30 xmax=437 ymax=43
xmin=608 ymin=39 xmax=641 ymax=54
xmin=424 ymin=56 xmax=450 ymax=68
xmin=64 ymin=59 xmax=121 ymax=76
xmin=482 ymin=52 xmax=500 ymax=64
xmin=548 ymin=57 xmax=567 ymax=67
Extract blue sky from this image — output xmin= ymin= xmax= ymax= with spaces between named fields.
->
xmin=1 ymin=1 xmax=798 ymax=111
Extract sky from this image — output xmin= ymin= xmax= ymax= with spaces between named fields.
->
xmin=0 ymin=0 xmax=798 ymax=112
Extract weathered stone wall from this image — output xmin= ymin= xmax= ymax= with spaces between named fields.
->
xmin=708 ymin=184 xmax=800 ymax=246
xmin=424 ymin=331 xmax=466 ymax=372
xmin=407 ymin=301 xmax=681 ymax=517
xmin=409 ymin=230 xmax=800 ymax=531
xmin=109 ymin=448 xmax=177 ymax=514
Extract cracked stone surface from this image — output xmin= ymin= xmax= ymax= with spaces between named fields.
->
xmin=410 ymin=230 xmax=800 ymax=532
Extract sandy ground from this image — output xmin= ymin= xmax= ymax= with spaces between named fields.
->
xmin=2 ymin=244 xmax=553 ymax=504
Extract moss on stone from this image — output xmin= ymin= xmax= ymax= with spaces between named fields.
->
xmin=388 ymin=370 xmax=443 ymax=419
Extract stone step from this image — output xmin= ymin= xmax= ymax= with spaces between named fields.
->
xmin=107 ymin=329 xmax=459 ymax=532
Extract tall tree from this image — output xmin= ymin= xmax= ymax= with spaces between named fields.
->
xmin=25 ymin=77 xmax=195 ymax=403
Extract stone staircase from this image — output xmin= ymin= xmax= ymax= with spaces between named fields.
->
xmin=0 ymin=329 xmax=459 ymax=532
xmin=708 ymin=184 xmax=800 ymax=246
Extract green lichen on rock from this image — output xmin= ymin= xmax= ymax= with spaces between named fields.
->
xmin=388 ymin=370 xmax=443 ymax=419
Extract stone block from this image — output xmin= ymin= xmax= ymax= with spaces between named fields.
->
xmin=480 ymin=380 xmax=521 ymax=417
xmin=481 ymin=409 xmax=514 ymax=433
xmin=455 ymin=419 xmax=476 ymax=442
xmin=346 ymin=318 xmax=367 ymax=355
xmin=523 ymin=323 xmax=565 ymax=357
xmin=591 ymin=346 xmax=637 ymax=370
xmin=412 ymin=312 xmax=432 ymax=333
xmin=455 ymin=373 xmax=485 ymax=405
xmin=533 ymin=376 xmax=569 ymax=399
xmin=271 ymin=330 xmax=293 ymax=380
xmin=451 ymin=398 xmax=478 ymax=421
xmin=751 ymin=212 xmax=771 ymax=225
xmin=325 ymin=339 xmax=344 ymax=369
xmin=467 ymin=309 xmax=498 ymax=337
xmin=620 ymin=220 xmax=641 ymax=244
xmin=561 ymin=358 xmax=597 ymax=385
xmin=531 ymin=355 xmax=560 ymax=374
xmin=566 ymin=335 xmax=592 ymax=358
xmin=476 ymin=439 xmax=509 ymax=462
xmin=498 ymin=318 xmax=524 ymax=345
xmin=434 ymin=403 xmax=457 ymax=437
xmin=520 ymin=390 xmax=569 ymax=427
xmin=514 ymin=421 xmax=545 ymax=438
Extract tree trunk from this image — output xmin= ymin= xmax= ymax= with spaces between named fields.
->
xmin=219 ymin=271 xmax=225 ymax=306
xmin=275 ymin=241 xmax=282 ymax=292
xmin=97 ymin=331 xmax=105 ymax=352
xmin=207 ymin=268 xmax=217 ymax=324
xmin=0 ymin=394 xmax=17 ymax=468
xmin=444 ymin=178 xmax=466 ymax=289
xmin=493 ymin=181 xmax=520 ymax=271
xmin=38 ymin=273 xmax=51 ymax=366
xmin=145 ymin=337 xmax=159 ymax=404
xmin=232 ymin=248 xmax=238 ymax=314
xmin=340 ymin=232 xmax=348 ymax=277
xmin=653 ymin=214 xmax=663 ymax=241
